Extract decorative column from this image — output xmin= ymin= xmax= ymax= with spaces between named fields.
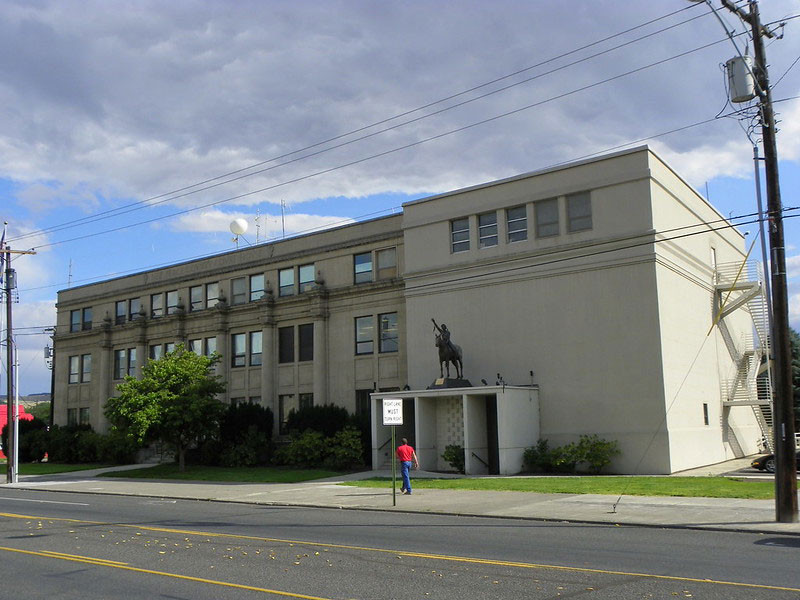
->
xmin=261 ymin=291 xmax=276 ymax=413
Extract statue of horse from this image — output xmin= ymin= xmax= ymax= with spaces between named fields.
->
xmin=435 ymin=333 xmax=463 ymax=379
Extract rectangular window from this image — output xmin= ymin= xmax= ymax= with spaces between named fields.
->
xmin=79 ymin=407 xmax=90 ymax=425
xmin=82 ymin=307 xmax=93 ymax=330
xmin=81 ymin=354 xmax=92 ymax=383
xmin=166 ymin=290 xmax=179 ymax=315
xmin=478 ymin=212 xmax=498 ymax=248
xmin=299 ymin=264 xmax=315 ymax=292
xmin=231 ymin=333 xmax=246 ymax=367
xmin=230 ymin=397 xmax=245 ymax=407
xmin=566 ymin=191 xmax=592 ymax=232
xmin=250 ymin=331 xmax=262 ymax=366
xmin=70 ymin=310 xmax=81 ymax=333
xmin=114 ymin=349 xmax=126 ymax=380
xmin=206 ymin=282 xmax=219 ymax=308
xmin=190 ymin=285 xmax=203 ymax=312
xmin=149 ymin=344 xmax=163 ymax=361
xmin=67 ymin=408 xmax=78 ymax=426
xmin=279 ymin=268 xmax=295 ymax=297
xmin=129 ymin=297 xmax=141 ymax=320
xmin=250 ymin=274 xmax=265 ymax=302
xmin=535 ymin=198 xmax=559 ymax=238
xmin=115 ymin=300 xmax=127 ymax=325
xmin=189 ymin=339 xmax=202 ymax=354
xmin=354 ymin=252 xmax=373 ymax=284
xmin=205 ymin=336 xmax=217 ymax=356
xmin=356 ymin=389 xmax=371 ymax=416
xmin=298 ymin=323 xmax=314 ymax=362
xmin=127 ymin=348 xmax=137 ymax=376
xmin=248 ymin=396 xmax=261 ymax=405
xmin=151 ymin=293 xmax=163 ymax=318
xmin=451 ymin=218 xmax=470 ymax=253
xmin=278 ymin=326 xmax=294 ymax=363
xmin=299 ymin=393 xmax=314 ymax=410
xmin=379 ymin=312 xmax=398 ymax=353
xmin=377 ymin=248 xmax=397 ymax=280
xmin=703 ymin=403 xmax=710 ymax=426
xmin=355 ymin=316 xmax=374 ymax=355
xmin=279 ymin=394 xmax=297 ymax=434
xmin=69 ymin=355 xmax=80 ymax=384
xmin=164 ymin=342 xmax=175 ymax=355
xmin=506 ymin=205 xmax=527 ymax=243
xmin=231 ymin=277 xmax=247 ymax=305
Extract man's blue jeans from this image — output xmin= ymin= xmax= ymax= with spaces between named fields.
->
xmin=400 ymin=461 xmax=413 ymax=493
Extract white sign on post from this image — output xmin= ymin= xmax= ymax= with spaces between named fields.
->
xmin=382 ymin=398 xmax=403 ymax=426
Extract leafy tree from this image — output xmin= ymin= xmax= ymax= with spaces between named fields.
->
xmin=27 ymin=402 xmax=51 ymax=422
xmin=790 ymin=327 xmax=800 ymax=428
xmin=104 ymin=344 xmax=226 ymax=471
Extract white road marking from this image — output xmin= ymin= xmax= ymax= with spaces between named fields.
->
xmin=0 ymin=496 xmax=90 ymax=506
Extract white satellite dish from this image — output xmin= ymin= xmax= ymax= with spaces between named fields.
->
xmin=230 ymin=218 xmax=248 ymax=236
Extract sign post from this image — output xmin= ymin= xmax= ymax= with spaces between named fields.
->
xmin=382 ymin=398 xmax=403 ymax=506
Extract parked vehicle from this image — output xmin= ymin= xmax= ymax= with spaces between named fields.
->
xmin=750 ymin=452 xmax=800 ymax=473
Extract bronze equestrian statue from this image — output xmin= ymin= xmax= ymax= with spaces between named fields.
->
xmin=432 ymin=318 xmax=463 ymax=379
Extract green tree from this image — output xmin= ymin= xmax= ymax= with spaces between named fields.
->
xmin=790 ymin=327 xmax=800 ymax=427
xmin=104 ymin=344 xmax=226 ymax=471
xmin=27 ymin=402 xmax=51 ymax=422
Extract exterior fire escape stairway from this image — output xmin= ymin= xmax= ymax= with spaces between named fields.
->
xmin=714 ymin=261 xmax=774 ymax=452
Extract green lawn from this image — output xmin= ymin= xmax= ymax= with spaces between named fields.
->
xmin=18 ymin=463 xmax=112 ymax=475
xmin=101 ymin=464 xmax=344 ymax=483
xmin=340 ymin=476 xmax=777 ymax=499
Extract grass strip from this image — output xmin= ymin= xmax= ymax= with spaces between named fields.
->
xmin=101 ymin=464 xmax=344 ymax=483
xmin=18 ymin=463 xmax=112 ymax=475
xmin=340 ymin=476 xmax=776 ymax=499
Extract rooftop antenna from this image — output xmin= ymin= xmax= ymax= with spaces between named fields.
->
xmin=230 ymin=218 xmax=248 ymax=249
xmin=280 ymin=200 xmax=286 ymax=238
xmin=67 ymin=259 xmax=73 ymax=288
xmin=255 ymin=209 xmax=261 ymax=243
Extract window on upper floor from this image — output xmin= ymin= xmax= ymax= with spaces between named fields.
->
xmin=166 ymin=290 xmax=179 ymax=315
xmin=114 ymin=349 xmax=135 ymax=379
xmin=70 ymin=308 xmax=92 ymax=332
xmin=206 ymin=282 xmax=219 ymax=308
xmin=506 ymin=205 xmax=528 ymax=243
xmin=231 ymin=333 xmax=246 ymax=367
xmin=279 ymin=268 xmax=295 ymax=297
xmin=190 ymin=286 xmax=204 ymax=312
xmin=129 ymin=298 xmax=141 ymax=320
xmin=377 ymin=248 xmax=397 ymax=279
xmin=250 ymin=331 xmax=263 ymax=366
xmin=151 ymin=293 xmax=163 ymax=318
xmin=231 ymin=277 xmax=247 ymax=305
xmin=298 ymin=323 xmax=314 ymax=362
xmin=478 ymin=212 xmax=498 ymax=248
xmin=189 ymin=339 xmax=202 ymax=354
xmin=278 ymin=326 xmax=294 ymax=363
xmin=82 ymin=307 xmax=92 ymax=330
xmin=164 ymin=342 xmax=175 ymax=354
xmin=299 ymin=264 xmax=315 ymax=292
xmin=535 ymin=198 xmax=559 ymax=238
xmin=69 ymin=355 xmax=80 ymax=384
xmin=115 ymin=300 xmax=127 ymax=325
xmin=354 ymin=252 xmax=373 ymax=284
xmin=379 ymin=312 xmax=398 ymax=353
xmin=355 ymin=316 xmax=374 ymax=355
xmin=204 ymin=336 xmax=217 ymax=356
xmin=149 ymin=344 xmax=163 ymax=361
xmin=70 ymin=310 xmax=81 ymax=333
xmin=566 ymin=191 xmax=592 ymax=232
xmin=250 ymin=274 xmax=265 ymax=302
xmin=79 ymin=407 xmax=90 ymax=425
xmin=451 ymin=218 xmax=470 ymax=253
xmin=81 ymin=354 xmax=92 ymax=383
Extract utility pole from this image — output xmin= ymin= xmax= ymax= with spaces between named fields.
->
xmin=720 ymin=0 xmax=798 ymax=522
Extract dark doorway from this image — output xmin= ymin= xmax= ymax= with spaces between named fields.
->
xmin=486 ymin=395 xmax=499 ymax=474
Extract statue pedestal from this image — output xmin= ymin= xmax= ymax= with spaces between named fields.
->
xmin=427 ymin=378 xmax=472 ymax=390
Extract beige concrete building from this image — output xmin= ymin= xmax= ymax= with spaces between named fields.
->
xmin=54 ymin=147 xmax=770 ymax=474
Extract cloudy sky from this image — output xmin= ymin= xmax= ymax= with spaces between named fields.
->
xmin=2 ymin=0 xmax=800 ymax=394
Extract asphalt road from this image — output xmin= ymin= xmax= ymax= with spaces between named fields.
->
xmin=1 ymin=488 xmax=799 ymax=599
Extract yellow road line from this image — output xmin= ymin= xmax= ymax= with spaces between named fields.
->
xmin=2 ymin=511 xmax=798 ymax=593
xmin=0 ymin=545 xmax=332 ymax=600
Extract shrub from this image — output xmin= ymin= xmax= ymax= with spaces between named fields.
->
xmin=577 ymin=434 xmax=621 ymax=474
xmin=1 ymin=418 xmax=48 ymax=462
xmin=550 ymin=442 xmax=579 ymax=473
xmin=273 ymin=430 xmax=327 ymax=468
xmin=441 ymin=444 xmax=465 ymax=474
xmin=220 ymin=431 xmax=270 ymax=467
xmin=285 ymin=404 xmax=349 ymax=438
xmin=97 ymin=430 xmax=141 ymax=464
xmin=47 ymin=424 xmax=94 ymax=463
xmin=217 ymin=402 xmax=274 ymax=466
xmin=522 ymin=439 xmax=554 ymax=473
xmin=322 ymin=427 xmax=364 ymax=470
xmin=523 ymin=435 xmax=621 ymax=474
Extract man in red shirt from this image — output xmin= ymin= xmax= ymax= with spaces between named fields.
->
xmin=396 ymin=438 xmax=419 ymax=495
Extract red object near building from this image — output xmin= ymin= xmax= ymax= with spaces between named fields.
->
xmin=0 ymin=404 xmax=34 ymax=459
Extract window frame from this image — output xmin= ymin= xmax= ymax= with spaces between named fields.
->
xmin=204 ymin=336 xmax=217 ymax=356
xmin=206 ymin=282 xmax=219 ymax=308
xmin=166 ymin=290 xmax=179 ymax=315
xmin=377 ymin=247 xmax=397 ymax=280
xmin=278 ymin=326 xmax=294 ymax=363
xmin=299 ymin=264 xmax=315 ymax=292
xmin=82 ymin=307 xmax=93 ymax=330
xmin=115 ymin=300 xmax=127 ymax=325
xmin=535 ymin=198 xmax=559 ymax=238
xmin=250 ymin=331 xmax=263 ymax=366
xmin=279 ymin=268 xmax=295 ymax=297
xmin=566 ymin=191 xmax=592 ymax=232
xmin=478 ymin=211 xmax=498 ymax=248
xmin=129 ymin=297 xmax=141 ymax=321
xmin=69 ymin=355 xmax=80 ymax=384
xmin=151 ymin=293 xmax=164 ymax=318
xmin=451 ymin=217 xmax=470 ymax=253
xmin=249 ymin=274 xmax=266 ymax=302
xmin=189 ymin=285 xmax=204 ymax=312
xmin=231 ymin=333 xmax=246 ymax=367
xmin=81 ymin=353 xmax=92 ymax=383
xmin=298 ymin=323 xmax=314 ymax=362
xmin=231 ymin=277 xmax=247 ymax=305
xmin=378 ymin=312 xmax=398 ymax=353
xmin=353 ymin=252 xmax=373 ymax=284
xmin=113 ymin=349 xmax=126 ymax=380
xmin=70 ymin=310 xmax=81 ymax=333
xmin=355 ymin=316 xmax=374 ymax=355
xmin=506 ymin=205 xmax=528 ymax=243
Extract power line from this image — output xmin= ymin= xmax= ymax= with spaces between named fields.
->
xmin=7 ymin=4 xmax=709 ymax=245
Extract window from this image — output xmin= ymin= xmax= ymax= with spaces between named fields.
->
xmin=67 ymin=408 xmax=78 ymax=426
xmin=115 ymin=300 xmax=127 ymax=325
xmin=189 ymin=339 xmax=202 ymax=354
xmin=299 ymin=264 xmax=315 ymax=292
xmin=299 ymin=393 xmax=314 ymax=410
xmin=278 ymin=326 xmax=294 ymax=363
xmin=279 ymin=394 xmax=297 ymax=434
xmin=81 ymin=354 xmax=92 ymax=383
xmin=129 ymin=297 xmax=141 ymax=320
xmin=166 ymin=290 xmax=179 ymax=315
xmin=355 ymin=316 xmax=374 ymax=355
xmin=114 ymin=349 xmax=126 ymax=380
xmin=248 ymin=396 xmax=261 ymax=405
xmin=506 ymin=205 xmax=527 ymax=243
xmin=535 ymin=198 xmax=559 ymax=238
xmin=231 ymin=333 xmax=246 ymax=367
xmin=206 ymin=282 xmax=219 ymax=308
xmin=164 ymin=342 xmax=175 ymax=354
xmin=151 ymin=293 xmax=164 ymax=318
xmin=279 ymin=268 xmax=295 ymax=297
xmin=70 ymin=310 xmax=81 ymax=333
xmin=377 ymin=248 xmax=397 ymax=280
xmin=250 ymin=331 xmax=262 ymax=366
xmin=82 ymin=307 xmax=93 ymax=330
xmin=356 ymin=389 xmax=371 ymax=416
xmin=379 ymin=312 xmax=398 ymax=353
xmin=250 ymin=274 xmax=265 ymax=302
xmin=69 ymin=356 xmax=80 ymax=384
xmin=190 ymin=286 xmax=203 ymax=312
xmin=566 ymin=191 xmax=592 ymax=232
xmin=231 ymin=277 xmax=246 ymax=305
xmin=79 ymin=407 xmax=90 ymax=425
xmin=127 ymin=348 xmax=137 ymax=376
xmin=230 ymin=397 xmax=245 ymax=406
xmin=703 ymin=403 xmax=710 ymax=426
xmin=478 ymin=212 xmax=498 ymax=248
xmin=354 ymin=253 xmax=373 ymax=284
xmin=298 ymin=323 xmax=314 ymax=362
xmin=451 ymin=218 xmax=470 ymax=253
xmin=204 ymin=337 xmax=217 ymax=356
xmin=149 ymin=344 xmax=163 ymax=361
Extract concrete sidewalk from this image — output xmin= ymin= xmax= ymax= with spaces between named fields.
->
xmin=7 ymin=459 xmax=800 ymax=536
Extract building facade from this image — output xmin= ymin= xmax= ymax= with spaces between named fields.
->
xmin=53 ymin=147 xmax=767 ymax=474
